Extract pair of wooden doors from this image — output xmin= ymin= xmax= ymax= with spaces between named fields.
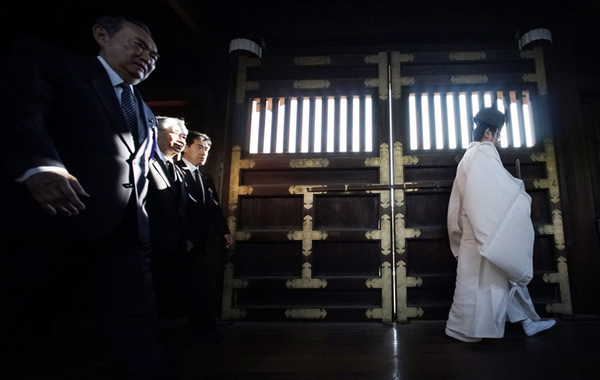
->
xmin=220 ymin=47 xmax=572 ymax=322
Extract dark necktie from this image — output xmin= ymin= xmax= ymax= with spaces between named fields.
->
xmin=166 ymin=161 xmax=175 ymax=180
xmin=194 ymin=168 xmax=206 ymax=204
xmin=193 ymin=168 xmax=201 ymax=185
xmin=119 ymin=83 xmax=139 ymax=145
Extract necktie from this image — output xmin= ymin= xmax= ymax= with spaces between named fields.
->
xmin=194 ymin=168 xmax=206 ymax=204
xmin=119 ymin=83 xmax=139 ymax=145
xmin=166 ymin=161 xmax=175 ymax=180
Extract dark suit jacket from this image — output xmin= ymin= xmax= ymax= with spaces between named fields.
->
xmin=0 ymin=38 xmax=157 ymax=242
xmin=176 ymin=161 xmax=230 ymax=250
xmin=146 ymin=157 xmax=189 ymax=257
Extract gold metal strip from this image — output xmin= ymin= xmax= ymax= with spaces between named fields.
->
xmin=294 ymin=56 xmax=331 ymax=65
xmin=293 ymin=80 xmax=331 ymax=89
xmin=366 ymin=262 xmax=393 ymax=322
xmin=378 ymin=52 xmax=388 ymax=100
xmin=451 ymin=75 xmax=489 ymax=84
xmin=221 ymin=263 xmax=249 ymax=320
xmin=530 ymin=139 xmax=572 ymax=314
xmin=228 ymin=146 xmax=255 ymax=211
xmin=365 ymin=214 xmax=392 ymax=255
xmin=391 ymin=52 xmax=402 ymax=99
xmin=289 ymin=185 xmax=324 ymax=209
xmin=286 ymin=263 xmax=328 ymax=289
xmin=521 ymin=47 xmax=548 ymax=95
xmin=543 ymin=257 xmax=573 ymax=314
xmin=449 ymin=51 xmax=486 ymax=61
xmin=538 ymin=209 xmax=565 ymax=250
xmin=395 ymin=213 xmax=421 ymax=254
xmin=393 ymin=141 xmax=422 ymax=322
xmin=396 ymin=260 xmax=424 ymax=322
xmin=365 ymin=143 xmax=391 ymax=209
xmin=393 ymin=142 xmax=419 ymax=208
xmin=227 ymin=216 xmax=251 ymax=243
xmin=287 ymin=215 xmax=328 ymax=256
xmin=285 ymin=309 xmax=327 ymax=319
xmin=531 ymin=139 xmax=560 ymax=204
xmin=289 ymin=158 xmax=329 ymax=168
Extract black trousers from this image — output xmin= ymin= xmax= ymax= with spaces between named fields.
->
xmin=0 ymin=200 xmax=183 ymax=380
xmin=151 ymin=244 xmax=217 ymax=337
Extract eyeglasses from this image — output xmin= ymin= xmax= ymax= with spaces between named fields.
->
xmin=129 ymin=39 xmax=159 ymax=63
xmin=169 ymin=131 xmax=187 ymax=140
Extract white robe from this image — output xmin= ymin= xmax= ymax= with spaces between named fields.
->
xmin=446 ymin=141 xmax=540 ymax=339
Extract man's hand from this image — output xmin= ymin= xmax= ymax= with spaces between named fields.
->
xmin=223 ymin=234 xmax=234 ymax=249
xmin=25 ymin=171 xmax=89 ymax=216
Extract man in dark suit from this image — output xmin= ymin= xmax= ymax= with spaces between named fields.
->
xmin=147 ymin=116 xmax=210 ymax=337
xmin=177 ymin=131 xmax=233 ymax=341
xmin=147 ymin=117 xmax=189 ymax=260
xmin=179 ymin=131 xmax=233 ymax=252
xmin=0 ymin=15 xmax=182 ymax=379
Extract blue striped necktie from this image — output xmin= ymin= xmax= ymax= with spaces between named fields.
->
xmin=119 ymin=83 xmax=139 ymax=145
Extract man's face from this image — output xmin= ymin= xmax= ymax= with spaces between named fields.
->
xmin=492 ymin=129 xmax=501 ymax=147
xmin=483 ymin=128 xmax=501 ymax=148
xmin=157 ymin=121 xmax=188 ymax=158
xmin=96 ymin=21 xmax=158 ymax=85
xmin=183 ymin=138 xmax=211 ymax=167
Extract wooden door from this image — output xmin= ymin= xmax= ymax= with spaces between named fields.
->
xmin=221 ymin=52 xmax=394 ymax=321
xmin=390 ymin=47 xmax=572 ymax=321
xmin=221 ymin=46 xmax=573 ymax=322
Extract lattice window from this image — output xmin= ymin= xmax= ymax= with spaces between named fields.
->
xmin=408 ymin=90 xmax=536 ymax=150
xmin=249 ymin=95 xmax=374 ymax=154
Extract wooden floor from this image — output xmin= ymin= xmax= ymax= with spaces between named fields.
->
xmin=2 ymin=315 xmax=600 ymax=380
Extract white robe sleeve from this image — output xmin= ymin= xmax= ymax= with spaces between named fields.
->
xmin=460 ymin=143 xmax=535 ymax=285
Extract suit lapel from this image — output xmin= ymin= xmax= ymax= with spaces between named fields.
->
xmin=88 ymin=60 xmax=135 ymax=154
xmin=88 ymin=58 xmax=154 ymax=155
xmin=151 ymin=158 xmax=181 ymax=196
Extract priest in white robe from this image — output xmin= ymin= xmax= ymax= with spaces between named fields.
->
xmin=445 ymin=107 xmax=556 ymax=342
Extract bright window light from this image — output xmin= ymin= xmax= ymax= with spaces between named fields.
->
xmin=352 ymin=96 xmax=360 ymax=152
xmin=459 ymin=93 xmax=469 ymax=149
xmin=446 ymin=94 xmax=457 ymax=149
xmin=327 ymin=97 xmax=335 ymax=152
xmin=409 ymin=94 xmax=418 ymax=150
xmin=497 ymin=93 xmax=508 ymax=148
xmin=288 ymin=98 xmax=298 ymax=153
xmin=275 ymin=98 xmax=285 ymax=153
xmin=434 ymin=93 xmax=443 ymax=149
xmin=510 ymin=92 xmax=522 ymax=147
xmin=249 ymin=99 xmax=260 ymax=153
xmin=339 ymin=96 xmax=348 ymax=152
xmin=263 ymin=98 xmax=273 ymax=153
xmin=314 ymin=97 xmax=322 ymax=153
xmin=421 ymin=94 xmax=431 ymax=150
xmin=365 ymin=96 xmax=373 ymax=152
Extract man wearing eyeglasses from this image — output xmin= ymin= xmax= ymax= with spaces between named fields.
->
xmin=445 ymin=107 xmax=555 ymax=343
xmin=0 ymin=14 xmax=183 ymax=379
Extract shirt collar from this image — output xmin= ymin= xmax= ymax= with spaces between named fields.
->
xmin=154 ymin=148 xmax=170 ymax=164
xmin=181 ymin=157 xmax=199 ymax=172
xmin=97 ymin=56 xmax=129 ymax=88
